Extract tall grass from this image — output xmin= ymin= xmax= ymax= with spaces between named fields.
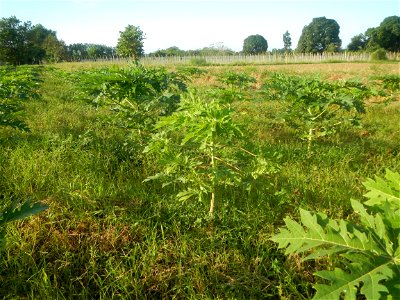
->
xmin=0 ymin=62 xmax=398 ymax=299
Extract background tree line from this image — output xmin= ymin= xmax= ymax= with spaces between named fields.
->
xmin=1 ymin=15 xmax=399 ymax=65
xmin=243 ymin=16 xmax=399 ymax=55
xmin=0 ymin=16 xmax=117 ymax=65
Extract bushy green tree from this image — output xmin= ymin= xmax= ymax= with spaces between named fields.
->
xmin=66 ymin=43 xmax=114 ymax=61
xmin=347 ymin=34 xmax=368 ymax=51
xmin=296 ymin=17 xmax=341 ymax=53
xmin=0 ymin=16 xmax=66 ymax=64
xmin=242 ymin=34 xmax=268 ymax=54
xmin=26 ymin=24 xmax=56 ymax=63
xmin=42 ymin=34 xmax=66 ymax=62
xmin=116 ymin=25 xmax=145 ymax=60
xmin=366 ymin=16 xmax=400 ymax=52
xmin=0 ymin=16 xmax=31 ymax=65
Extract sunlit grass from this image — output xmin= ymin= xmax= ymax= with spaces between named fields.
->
xmin=0 ymin=62 xmax=398 ymax=299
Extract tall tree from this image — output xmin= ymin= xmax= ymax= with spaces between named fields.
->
xmin=42 ymin=34 xmax=66 ymax=62
xmin=116 ymin=25 xmax=145 ymax=60
xmin=366 ymin=16 xmax=400 ymax=52
xmin=0 ymin=16 xmax=66 ymax=64
xmin=0 ymin=16 xmax=31 ymax=65
xmin=242 ymin=34 xmax=268 ymax=54
xmin=27 ymin=24 xmax=57 ymax=63
xmin=283 ymin=30 xmax=292 ymax=52
xmin=296 ymin=17 xmax=341 ymax=53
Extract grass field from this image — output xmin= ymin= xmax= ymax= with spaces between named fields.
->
xmin=0 ymin=61 xmax=399 ymax=299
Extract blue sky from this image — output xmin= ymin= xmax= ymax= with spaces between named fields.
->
xmin=0 ymin=0 xmax=398 ymax=53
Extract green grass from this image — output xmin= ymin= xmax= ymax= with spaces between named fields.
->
xmin=0 ymin=62 xmax=399 ymax=299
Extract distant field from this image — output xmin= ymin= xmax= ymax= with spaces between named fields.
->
xmin=0 ymin=61 xmax=399 ymax=299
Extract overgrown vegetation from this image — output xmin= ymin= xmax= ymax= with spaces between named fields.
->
xmin=0 ymin=66 xmax=42 ymax=131
xmin=0 ymin=62 xmax=399 ymax=299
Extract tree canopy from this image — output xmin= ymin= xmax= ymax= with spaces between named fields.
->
xmin=0 ymin=16 xmax=67 ymax=64
xmin=366 ymin=16 xmax=400 ymax=52
xmin=242 ymin=34 xmax=268 ymax=54
xmin=346 ymin=16 xmax=400 ymax=52
xmin=347 ymin=34 xmax=369 ymax=51
xmin=0 ymin=16 xmax=32 ymax=64
xmin=116 ymin=25 xmax=145 ymax=60
xmin=296 ymin=17 xmax=341 ymax=53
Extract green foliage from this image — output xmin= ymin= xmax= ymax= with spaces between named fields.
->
xmin=0 ymin=16 xmax=65 ymax=65
xmin=0 ymin=200 xmax=48 ymax=228
xmin=242 ymin=34 xmax=268 ymax=54
xmin=370 ymin=74 xmax=400 ymax=103
xmin=176 ymin=66 xmax=208 ymax=78
xmin=68 ymin=64 xmax=187 ymax=136
xmin=347 ymin=34 xmax=368 ymax=51
xmin=372 ymin=74 xmax=400 ymax=92
xmin=216 ymin=71 xmax=256 ymax=90
xmin=263 ymin=73 xmax=369 ymax=153
xmin=0 ymin=62 xmax=398 ymax=299
xmin=144 ymin=91 xmax=275 ymax=215
xmin=370 ymin=48 xmax=388 ymax=61
xmin=0 ymin=16 xmax=31 ymax=65
xmin=271 ymin=169 xmax=400 ymax=299
xmin=66 ymin=43 xmax=115 ymax=61
xmin=366 ymin=16 xmax=400 ymax=52
xmin=149 ymin=44 xmax=235 ymax=57
xmin=116 ymin=25 xmax=145 ymax=60
xmin=0 ymin=65 xmax=42 ymax=131
xmin=296 ymin=17 xmax=342 ymax=53
xmin=362 ymin=169 xmax=400 ymax=209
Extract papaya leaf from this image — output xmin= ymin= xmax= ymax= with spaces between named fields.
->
xmin=313 ymin=256 xmax=392 ymax=300
xmin=363 ymin=169 xmax=400 ymax=208
xmin=0 ymin=200 xmax=48 ymax=227
xmin=270 ymin=169 xmax=400 ymax=299
xmin=270 ymin=208 xmax=381 ymax=259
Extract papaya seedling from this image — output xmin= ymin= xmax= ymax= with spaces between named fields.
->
xmin=68 ymin=64 xmax=187 ymax=139
xmin=0 ymin=66 xmax=42 ymax=131
xmin=263 ymin=73 xmax=370 ymax=154
xmin=216 ymin=71 xmax=256 ymax=90
xmin=144 ymin=91 xmax=275 ymax=216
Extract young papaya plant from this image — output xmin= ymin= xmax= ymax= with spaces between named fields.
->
xmin=144 ymin=90 xmax=276 ymax=216
xmin=214 ymin=71 xmax=257 ymax=103
xmin=263 ymin=73 xmax=370 ymax=154
xmin=270 ymin=169 xmax=400 ymax=299
xmin=216 ymin=71 xmax=256 ymax=90
xmin=0 ymin=66 xmax=42 ymax=131
xmin=370 ymin=74 xmax=400 ymax=103
xmin=68 ymin=64 xmax=187 ymax=139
